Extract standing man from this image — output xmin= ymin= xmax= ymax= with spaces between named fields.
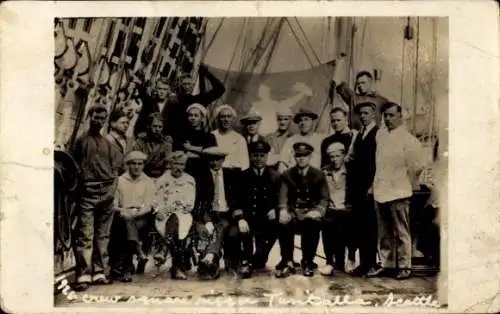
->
xmin=105 ymin=109 xmax=134 ymax=173
xmin=332 ymin=62 xmax=388 ymax=130
xmin=265 ymin=107 xmax=295 ymax=168
xmin=320 ymin=107 xmax=357 ymax=168
xmin=279 ymin=108 xmax=325 ymax=172
xmin=347 ymin=101 xmax=380 ymax=277
xmin=134 ymin=77 xmax=175 ymax=137
xmin=240 ymin=110 xmax=265 ymax=146
xmin=212 ymin=104 xmax=249 ymax=171
xmin=370 ymin=102 xmax=426 ymax=280
xmin=133 ymin=112 xmax=173 ymax=179
xmin=194 ymin=147 xmax=243 ymax=280
xmin=275 ymin=142 xmax=330 ymax=278
xmin=236 ymin=140 xmax=281 ymax=278
xmin=71 ymin=104 xmax=121 ymax=291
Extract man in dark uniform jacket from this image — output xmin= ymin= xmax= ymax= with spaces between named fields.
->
xmin=346 ymin=101 xmax=381 ymax=277
xmin=234 ymin=140 xmax=281 ymax=278
xmin=275 ymin=142 xmax=330 ymax=278
xmin=194 ymin=146 xmax=243 ymax=280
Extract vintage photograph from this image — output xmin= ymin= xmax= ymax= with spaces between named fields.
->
xmin=53 ymin=16 xmax=448 ymax=309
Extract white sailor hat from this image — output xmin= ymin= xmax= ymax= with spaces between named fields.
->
xmin=124 ymin=150 xmax=148 ymax=163
xmin=326 ymin=142 xmax=346 ymax=154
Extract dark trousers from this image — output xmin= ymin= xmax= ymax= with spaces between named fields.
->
xmin=252 ymin=218 xmax=278 ymax=267
xmin=200 ymin=211 xmax=239 ymax=269
xmin=322 ymin=210 xmax=352 ymax=270
xmin=74 ymin=181 xmax=116 ymax=282
xmin=351 ymin=194 xmax=378 ymax=270
xmin=278 ymin=216 xmax=321 ymax=265
xmin=162 ymin=214 xmax=194 ymax=269
xmin=233 ymin=216 xmax=278 ymax=267
xmin=109 ymin=213 xmax=153 ymax=274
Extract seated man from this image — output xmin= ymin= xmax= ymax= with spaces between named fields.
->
xmin=153 ymin=151 xmax=196 ymax=280
xmin=194 ymin=146 xmax=243 ymax=280
xmin=275 ymin=142 xmax=330 ymax=278
xmin=235 ymin=140 xmax=281 ymax=278
xmin=109 ymin=151 xmax=156 ymax=282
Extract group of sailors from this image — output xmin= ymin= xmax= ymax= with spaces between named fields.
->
xmin=68 ymin=64 xmax=435 ymax=292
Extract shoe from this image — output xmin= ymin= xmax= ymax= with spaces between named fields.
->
xmin=92 ymin=273 xmax=112 ymax=285
xmin=136 ymin=258 xmax=148 ymax=274
xmin=350 ymin=266 xmax=367 ymax=277
xmin=171 ymin=268 xmax=188 ymax=280
xmin=303 ymin=264 xmax=314 ymax=277
xmin=275 ymin=261 xmax=295 ymax=278
xmin=73 ymin=282 xmax=88 ymax=292
xmin=366 ymin=265 xmax=385 ymax=278
xmin=275 ymin=259 xmax=288 ymax=271
xmin=319 ymin=264 xmax=335 ymax=276
xmin=238 ymin=261 xmax=252 ymax=279
xmin=122 ymin=273 xmax=133 ymax=283
xmin=396 ymin=269 xmax=412 ymax=280
xmin=301 ymin=260 xmax=318 ymax=270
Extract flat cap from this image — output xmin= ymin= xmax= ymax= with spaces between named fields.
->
xmin=293 ymin=142 xmax=314 ymax=156
xmin=276 ymin=106 xmax=294 ymax=117
xmin=293 ymin=108 xmax=318 ymax=123
xmin=248 ymin=140 xmax=271 ymax=154
xmin=354 ymin=101 xmax=376 ymax=113
xmin=124 ymin=150 xmax=148 ymax=163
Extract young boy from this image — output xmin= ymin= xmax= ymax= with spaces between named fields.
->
xmin=319 ymin=142 xmax=355 ymax=276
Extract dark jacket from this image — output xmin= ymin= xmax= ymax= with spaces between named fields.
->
xmin=163 ymin=66 xmax=225 ymax=141
xmin=238 ymin=167 xmax=281 ymax=223
xmin=346 ymin=126 xmax=379 ymax=204
xmin=194 ymin=167 xmax=241 ymax=224
xmin=320 ymin=131 xmax=355 ymax=168
xmin=279 ymin=166 xmax=330 ymax=219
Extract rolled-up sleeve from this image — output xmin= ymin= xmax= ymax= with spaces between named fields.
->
xmin=315 ymin=174 xmax=330 ymax=217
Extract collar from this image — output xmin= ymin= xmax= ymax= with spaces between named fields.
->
xmin=387 ymin=124 xmax=406 ymax=134
xmin=362 ymin=121 xmax=377 ymax=134
xmin=296 ymin=166 xmax=310 ymax=176
xmin=253 ymin=167 xmax=265 ymax=175
xmin=124 ymin=172 xmax=146 ymax=182
xmin=337 ymin=127 xmax=351 ymax=135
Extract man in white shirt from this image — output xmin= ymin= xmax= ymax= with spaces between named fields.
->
xmin=212 ymin=104 xmax=249 ymax=171
xmin=279 ymin=108 xmax=325 ymax=172
xmin=370 ymin=102 xmax=426 ymax=280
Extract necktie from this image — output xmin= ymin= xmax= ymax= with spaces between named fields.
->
xmin=213 ymin=170 xmax=221 ymax=211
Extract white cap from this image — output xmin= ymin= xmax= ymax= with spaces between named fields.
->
xmin=214 ymin=104 xmax=237 ymax=118
xmin=186 ymin=103 xmax=208 ymax=117
xmin=124 ymin=150 xmax=148 ymax=163
xmin=326 ymin=142 xmax=346 ymax=154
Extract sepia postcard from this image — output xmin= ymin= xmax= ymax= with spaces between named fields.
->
xmin=0 ymin=1 xmax=499 ymax=313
